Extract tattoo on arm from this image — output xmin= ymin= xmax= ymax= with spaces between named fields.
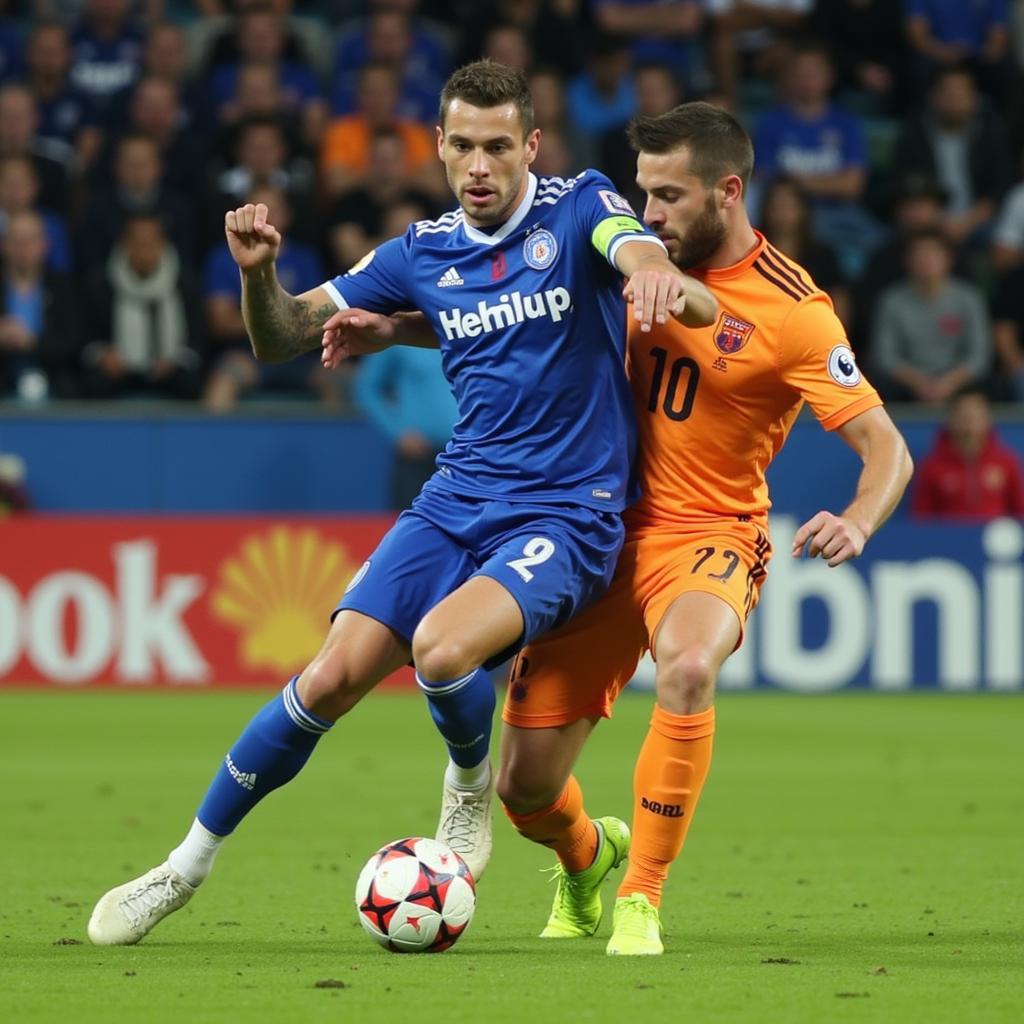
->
xmin=242 ymin=270 xmax=336 ymax=363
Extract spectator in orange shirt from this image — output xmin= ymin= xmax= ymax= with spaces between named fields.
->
xmin=913 ymin=386 xmax=1024 ymax=520
xmin=320 ymin=63 xmax=442 ymax=200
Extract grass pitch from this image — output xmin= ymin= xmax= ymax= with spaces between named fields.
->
xmin=1 ymin=689 xmax=1021 ymax=1024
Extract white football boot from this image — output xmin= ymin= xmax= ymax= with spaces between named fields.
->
xmin=435 ymin=772 xmax=493 ymax=883
xmin=87 ymin=862 xmax=195 ymax=945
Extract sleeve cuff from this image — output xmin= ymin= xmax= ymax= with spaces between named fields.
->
xmin=321 ymin=280 xmax=349 ymax=311
xmin=608 ymin=233 xmax=666 ymax=271
xmin=820 ymin=392 xmax=883 ymax=432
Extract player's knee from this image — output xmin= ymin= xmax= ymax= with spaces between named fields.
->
xmin=495 ymin=762 xmax=562 ymax=816
xmin=411 ymin=624 xmax=474 ymax=683
xmin=296 ymin=653 xmax=367 ymax=721
xmin=655 ymin=647 xmax=718 ymax=712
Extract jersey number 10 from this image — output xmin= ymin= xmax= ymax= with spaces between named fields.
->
xmin=646 ymin=347 xmax=699 ymax=422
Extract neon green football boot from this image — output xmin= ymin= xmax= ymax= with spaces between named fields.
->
xmin=539 ymin=816 xmax=631 ymax=939
xmin=605 ymin=892 xmax=664 ymax=955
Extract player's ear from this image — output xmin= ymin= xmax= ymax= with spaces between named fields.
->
xmin=435 ymin=125 xmax=445 ymax=161
xmin=524 ymin=128 xmax=540 ymax=166
xmin=720 ymin=174 xmax=744 ymax=208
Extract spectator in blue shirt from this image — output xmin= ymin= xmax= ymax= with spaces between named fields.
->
xmin=355 ymin=345 xmax=459 ymax=511
xmin=754 ymin=40 xmax=881 ymax=276
xmin=566 ymin=34 xmax=636 ymax=140
xmin=591 ymin=0 xmax=704 ymax=91
xmin=0 ymin=0 xmax=24 ymax=85
xmin=202 ymin=184 xmax=328 ymax=412
xmin=209 ymin=8 xmax=327 ymax=151
xmin=0 ymin=210 xmax=79 ymax=400
xmin=25 ymin=21 xmax=102 ymax=174
xmin=905 ymin=0 xmax=1011 ymax=96
xmin=209 ymin=63 xmax=299 ymax=163
xmin=0 ymin=84 xmax=69 ymax=215
xmin=332 ymin=7 xmax=449 ymax=124
xmin=69 ymin=0 xmax=143 ymax=117
xmin=107 ymin=22 xmax=211 ymax=141
xmin=0 ymin=155 xmax=72 ymax=274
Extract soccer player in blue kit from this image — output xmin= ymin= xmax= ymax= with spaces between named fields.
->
xmin=87 ymin=61 xmax=717 ymax=946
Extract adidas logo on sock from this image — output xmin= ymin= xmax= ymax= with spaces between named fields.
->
xmin=445 ymin=732 xmax=486 ymax=749
xmin=225 ymin=754 xmax=257 ymax=791
xmin=436 ymin=266 xmax=464 ymax=288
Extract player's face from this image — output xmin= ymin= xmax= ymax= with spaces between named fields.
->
xmin=636 ymin=148 xmax=727 ymax=270
xmin=438 ymin=100 xmax=539 ymax=227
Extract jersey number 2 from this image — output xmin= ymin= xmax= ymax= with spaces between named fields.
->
xmin=507 ymin=538 xmax=556 ymax=582
xmin=647 ymin=347 xmax=699 ymax=422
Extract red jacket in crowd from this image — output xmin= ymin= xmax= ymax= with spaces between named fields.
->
xmin=912 ymin=429 xmax=1024 ymax=520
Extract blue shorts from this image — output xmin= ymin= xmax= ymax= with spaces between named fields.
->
xmin=335 ymin=484 xmax=624 ymax=670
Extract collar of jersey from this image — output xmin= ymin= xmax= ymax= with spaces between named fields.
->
xmin=702 ymin=230 xmax=768 ymax=281
xmin=460 ymin=173 xmax=538 ymax=247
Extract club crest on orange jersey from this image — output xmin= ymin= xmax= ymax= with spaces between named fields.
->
xmin=714 ymin=312 xmax=755 ymax=354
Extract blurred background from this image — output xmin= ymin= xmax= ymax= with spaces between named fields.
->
xmin=2 ymin=0 xmax=1024 ymax=691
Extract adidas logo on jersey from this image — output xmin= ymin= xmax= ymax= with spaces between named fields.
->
xmin=436 ymin=266 xmax=465 ymax=288
xmin=225 ymin=754 xmax=257 ymax=791
xmin=438 ymin=286 xmax=572 ymax=341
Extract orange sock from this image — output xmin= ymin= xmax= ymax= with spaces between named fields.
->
xmin=503 ymin=775 xmax=599 ymax=873
xmin=618 ymin=704 xmax=716 ymax=906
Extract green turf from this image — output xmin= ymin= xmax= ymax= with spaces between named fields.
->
xmin=1 ymin=690 xmax=1021 ymax=1024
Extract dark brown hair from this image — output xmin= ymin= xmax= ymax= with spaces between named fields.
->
xmin=760 ymin=174 xmax=813 ymax=251
xmin=439 ymin=60 xmax=534 ymax=138
xmin=627 ymin=101 xmax=754 ymax=189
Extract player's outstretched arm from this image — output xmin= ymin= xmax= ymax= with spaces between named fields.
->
xmin=321 ymin=310 xmax=439 ymax=369
xmin=226 ymin=203 xmax=337 ymax=363
xmin=615 ymin=241 xmax=718 ymax=331
xmin=791 ymin=407 xmax=914 ymax=567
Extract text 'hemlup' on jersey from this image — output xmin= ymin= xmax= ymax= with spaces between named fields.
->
xmin=438 ymin=287 xmax=572 ymax=340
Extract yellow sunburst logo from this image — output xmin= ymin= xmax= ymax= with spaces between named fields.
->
xmin=211 ymin=526 xmax=357 ymax=674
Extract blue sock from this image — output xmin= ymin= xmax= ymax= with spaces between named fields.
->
xmin=416 ymin=667 xmax=495 ymax=768
xmin=196 ymin=677 xmax=333 ymax=836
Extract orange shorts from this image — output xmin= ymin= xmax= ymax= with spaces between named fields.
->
xmin=502 ymin=518 xmax=771 ymax=728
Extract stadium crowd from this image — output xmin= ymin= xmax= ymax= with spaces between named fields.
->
xmin=1 ymin=0 xmax=1024 ymax=415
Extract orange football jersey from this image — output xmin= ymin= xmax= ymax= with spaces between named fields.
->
xmin=626 ymin=231 xmax=881 ymax=524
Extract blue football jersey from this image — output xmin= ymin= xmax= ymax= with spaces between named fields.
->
xmin=322 ymin=170 xmax=665 ymax=511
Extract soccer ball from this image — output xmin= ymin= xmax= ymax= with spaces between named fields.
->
xmin=355 ymin=837 xmax=476 ymax=953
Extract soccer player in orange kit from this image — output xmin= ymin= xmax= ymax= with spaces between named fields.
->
xmin=494 ymin=102 xmax=915 ymax=955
